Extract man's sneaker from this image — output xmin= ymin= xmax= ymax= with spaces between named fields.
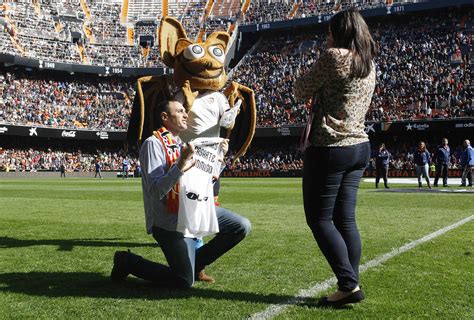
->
xmin=111 ymin=250 xmax=131 ymax=282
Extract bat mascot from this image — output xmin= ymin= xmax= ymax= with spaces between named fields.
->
xmin=126 ymin=16 xmax=256 ymax=163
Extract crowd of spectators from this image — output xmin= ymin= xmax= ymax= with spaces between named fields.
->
xmin=225 ymin=137 xmax=470 ymax=173
xmin=226 ymin=142 xmax=304 ymax=172
xmin=18 ymin=34 xmax=83 ymax=64
xmin=242 ymin=0 xmax=391 ymax=25
xmin=205 ymin=17 xmax=233 ymax=34
xmin=87 ymin=1 xmax=127 ymax=44
xmin=7 ymin=2 xmax=58 ymax=39
xmin=232 ymin=8 xmax=472 ymax=127
xmin=181 ymin=2 xmax=207 ymax=40
xmin=296 ymin=0 xmax=388 ymax=21
xmin=134 ymin=22 xmax=157 ymax=39
xmin=2 ymin=0 xmax=459 ymax=70
xmin=1 ymin=6 xmax=472 ymax=130
xmin=0 ymin=28 xmax=18 ymax=55
xmin=366 ymin=12 xmax=472 ymax=121
xmin=0 ymin=70 xmax=135 ymax=130
xmin=0 ymin=146 xmax=139 ymax=173
xmin=231 ymin=32 xmax=321 ymax=126
xmin=0 ymin=0 xmax=164 ymax=67
xmin=243 ymin=0 xmax=293 ymax=25
xmin=3 ymin=138 xmax=468 ymax=173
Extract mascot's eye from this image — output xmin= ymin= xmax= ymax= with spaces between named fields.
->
xmin=208 ymin=46 xmax=225 ymax=63
xmin=183 ymin=44 xmax=205 ymax=60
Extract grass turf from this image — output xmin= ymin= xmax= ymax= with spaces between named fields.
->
xmin=0 ymin=178 xmax=472 ymax=319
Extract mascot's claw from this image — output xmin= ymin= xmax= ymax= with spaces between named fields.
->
xmin=182 ymin=80 xmax=199 ymax=112
xmin=224 ymin=82 xmax=239 ymax=108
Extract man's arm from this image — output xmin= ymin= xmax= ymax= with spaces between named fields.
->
xmin=140 ymin=138 xmax=183 ymax=200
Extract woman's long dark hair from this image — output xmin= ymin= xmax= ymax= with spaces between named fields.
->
xmin=329 ymin=8 xmax=376 ymax=78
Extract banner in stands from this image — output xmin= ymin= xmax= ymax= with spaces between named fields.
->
xmin=255 ymin=123 xmax=382 ymax=137
xmin=380 ymin=119 xmax=474 ymax=134
xmin=239 ymin=0 xmax=473 ymax=32
xmin=222 ymin=169 xmax=463 ymax=178
xmin=222 ymin=170 xmax=301 ymax=178
xmin=0 ymin=124 xmax=126 ymax=141
xmin=254 ymin=126 xmax=304 ymax=137
xmin=364 ymin=169 xmax=463 ymax=178
xmin=252 ymin=119 xmax=474 ymax=137
xmin=0 ymin=120 xmax=469 ymax=140
xmin=254 ymin=120 xmax=472 ymax=137
xmin=0 ymin=54 xmax=167 ymax=76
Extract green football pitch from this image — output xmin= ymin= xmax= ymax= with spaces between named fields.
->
xmin=0 ymin=178 xmax=472 ymax=319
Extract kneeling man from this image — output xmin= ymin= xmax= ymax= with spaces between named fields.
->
xmin=111 ymin=100 xmax=251 ymax=288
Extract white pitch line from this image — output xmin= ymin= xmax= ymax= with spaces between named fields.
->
xmin=249 ymin=214 xmax=474 ymax=320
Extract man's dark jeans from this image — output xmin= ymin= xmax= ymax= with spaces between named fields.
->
xmin=125 ymin=207 xmax=251 ymax=288
xmin=434 ymin=163 xmax=448 ymax=186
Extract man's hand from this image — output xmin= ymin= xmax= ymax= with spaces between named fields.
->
xmin=177 ymin=143 xmax=195 ymax=172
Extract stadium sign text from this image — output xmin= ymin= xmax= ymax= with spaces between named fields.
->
xmin=455 ymin=122 xmax=474 ymax=128
xmin=0 ymin=54 xmax=166 ymax=76
xmin=364 ymin=123 xmax=375 ymax=133
xmin=96 ymin=131 xmax=109 ymax=140
xmin=61 ymin=130 xmax=77 ymax=138
xmin=277 ymin=127 xmax=291 ymax=136
xmin=29 ymin=127 xmax=38 ymax=136
xmin=38 ymin=60 xmax=56 ymax=69
xmin=405 ymin=123 xmax=430 ymax=131
xmin=0 ymin=124 xmax=126 ymax=140
xmin=238 ymin=0 xmax=473 ymax=33
xmin=364 ymin=169 xmax=463 ymax=178
xmin=223 ymin=170 xmax=272 ymax=178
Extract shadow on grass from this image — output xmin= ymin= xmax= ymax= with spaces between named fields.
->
xmin=0 ymin=272 xmax=294 ymax=304
xmin=0 ymin=237 xmax=156 ymax=251
xmin=297 ymin=301 xmax=353 ymax=310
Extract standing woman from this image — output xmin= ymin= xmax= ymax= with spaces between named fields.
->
xmin=294 ymin=9 xmax=376 ymax=307
xmin=414 ymin=141 xmax=432 ymax=189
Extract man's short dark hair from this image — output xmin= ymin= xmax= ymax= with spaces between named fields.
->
xmin=152 ymin=100 xmax=171 ymax=128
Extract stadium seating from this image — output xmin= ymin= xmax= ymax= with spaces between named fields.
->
xmin=0 ymin=3 xmax=472 ymax=130
xmin=0 ymin=70 xmax=134 ymax=130
xmin=0 ymin=146 xmax=139 ymax=173
xmin=233 ymin=8 xmax=472 ymax=126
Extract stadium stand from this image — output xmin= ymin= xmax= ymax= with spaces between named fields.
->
xmin=0 ymin=0 xmax=164 ymax=67
xmin=1 ymin=6 xmax=472 ymax=129
xmin=0 ymin=69 xmax=134 ymax=130
xmin=0 ymin=145 xmax=139 ymax=173
xmin=0 ymin=136 xmax=468 ymax=173
xmin=0 ymin=2 xmax=473 ymax=175
xmin=242 ymin=0 xmax=400 ymax=25
xmin=232 ymin=8 xmax=472 ymax=127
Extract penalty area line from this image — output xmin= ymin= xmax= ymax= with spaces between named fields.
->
xmin=248 ymin=214 xmax=474 ymax=320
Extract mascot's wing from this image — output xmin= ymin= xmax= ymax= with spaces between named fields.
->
xmin=223 ymin=81 xmax=257 ymax=164
xmin=125 ymin=75 xmax=173 ymax=152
